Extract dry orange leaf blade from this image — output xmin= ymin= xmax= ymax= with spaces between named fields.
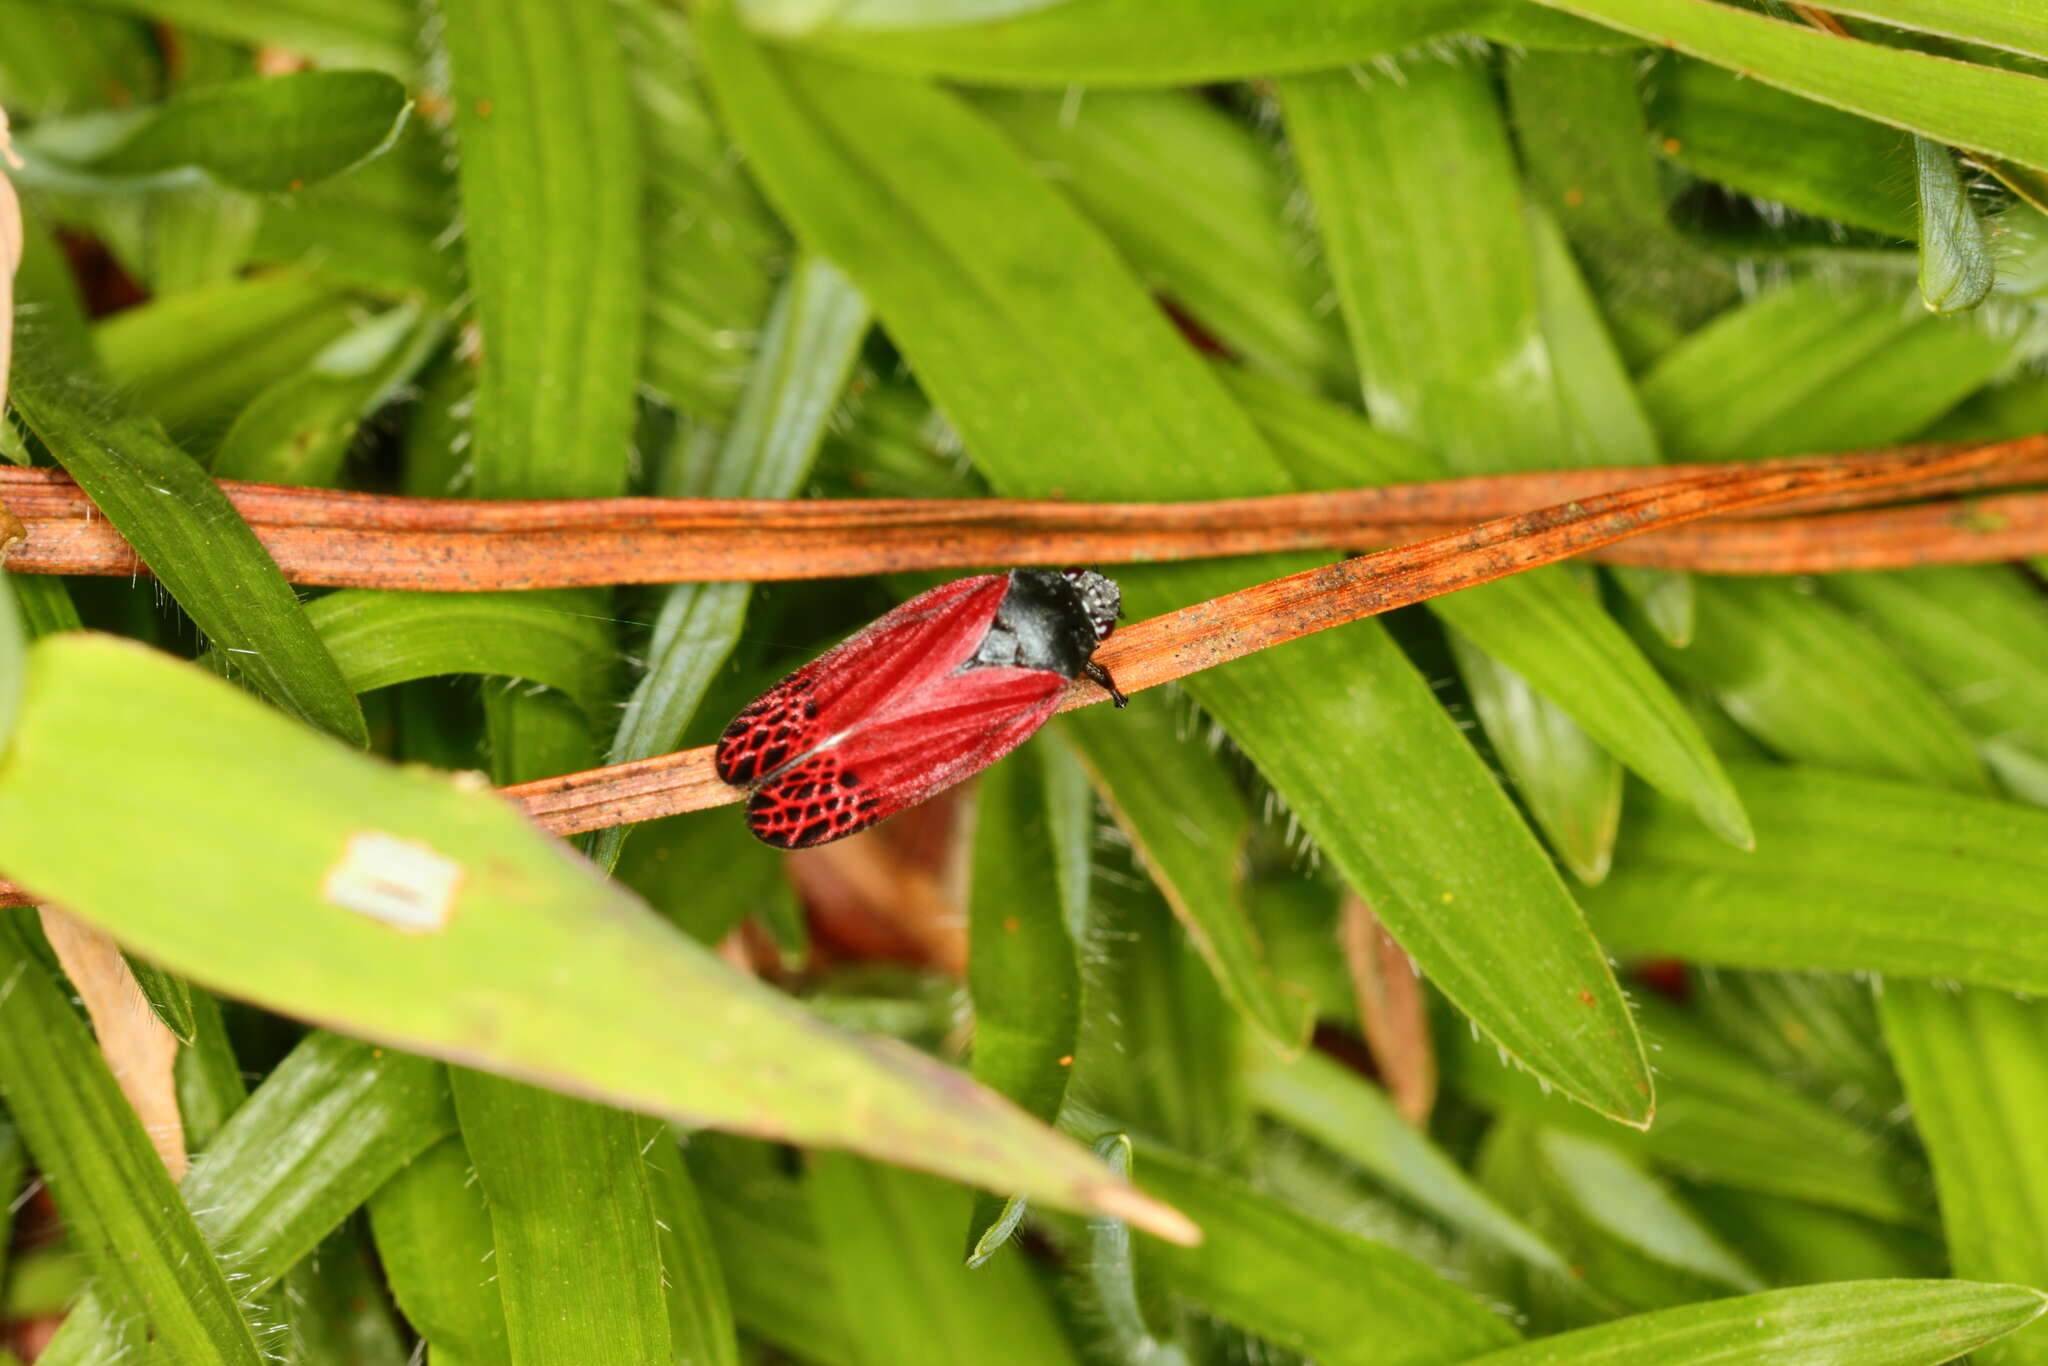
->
xmin=1 ymin=440 xmax=2044 ymax=588
xmin=0 ymin=439 xmax=2030 ymax=911
xmin=505 ymin=439 xmax=2027 ymax=838
xmin=503 ymin=746 xmax=736 ymax=836
xmin=1341 ymin=896 xmax=1437 ymax=1127
xmin=1052 ymin=440 xmax=2028 ymax=707
xmin=1593 ymin=492 xmax=2048 ymax=573
xmin=37 ymin=908 xmax=188 ymax=1180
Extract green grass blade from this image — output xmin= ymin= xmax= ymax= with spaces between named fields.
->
xmin=211 ymin=304 xmax=445 ymax=485
xmin=175 ymin=988 xmax=249 ymax=1149
xmin=1445 ymin=990 xmax=1932 ymax=1225
xmin=1690 ymin=971 xmax=1901 ymax=1126
xmin=7 ymin=575 xmax=81 ymax=644
xmin=1641 ymin=278 xmax=2013 ymax=462
xmin=1040 ymin=732 xmax=1096 ymax=942
xmin=0 ymin=0 xmax=159 ymax=116
xmin=1495 ymin=1124 xmax=1766 ymax=1306
xmin=1246 ymin=1044 xmax=1569 ymax=1274
xmin=1791 ymin=0 xmax=2048 ymax=62
xmin=34 ymin=1031 xmax=456 ymax=1366
xmin=617 ymin=813 xmax=790 ymax=948
xmin=685 ymin=253 xmax=870 ymax=502
xmin=1278 ymin=58 xmax=1566 ymax=475
xmin=1083 ymin=1134 xmax=1195 ymax=1364
xmin=695 ymin=22 xmax=1277 ymax=496
xmin=592 ymin=252 xmax=869 ymax=872
xmin=807 ymin=1152 xmax=1081 ymax=1366
xmin=1646 ymin=58 xmax=1917 ymax=239
xmin=1523 ymin=206 xmax=1666 ymax=473
xmin=0 ymin=634 xmax=1152 ymax=1220
xmin=696 ymin=9 xmax=1652 ymax=1123
xmin=1449 ymin=630 xmax=1623 ymax=882
xmin=72 ymin=71 xmax=410 ymax=192
xmin=963 ymin=745 xmax=1082 ymax=1264
xmin=1506 ymin=49 xmax=1735 ymax=355
xmin=1063 ymin=696 xmax=1312 ymax=1049
xmin=1281 ymin=56 xmax=1745 ymax=858
xmin=291 ymin=588 xmax=617 ymax=721
xmin=691 ymin=1138 xmax=857 ymax=1366
xmin=756 ymin=0 xmax=1628 ymax=81
xmin=1327 ymin=456 xmax=1761 ymax=843
xmin=1228 ymin=360 xmax=1695 ymax=643
xmin=643 ymin=1126 xmax=741 ymax=1366
xmin=1470 ymin=1126 xmax=1682 ymax=1330
xmin=90 ymin=35 xmax=264 ymax=290
xmin=1129 ymin=1139 xmax=1519 ymax=1365
xmin=741 ymin=0 xmax=1560 ymax=84
xmin=1881 ymin=985 xmax=2048 ymax=1366
xmin=10 ymin=271 xmax=365 ymax=743
xmin=1239 ymin=371 xmax=1746 ymax=845
xmin=1630 ymin=263 xmax=2026 ymax=1307
xmin=1625 ymin=462 xmax=2048 ymax=1366
xmin=1687 ymin=1188 xmax=1942 ymax=1287
xmin=0 ymin=1116 xmax=19 ymax=1293
xmin=1823 ymin=567 xmax=2048 ymax=804
xmin=35 ymin=1036 xmax=403 ymax=1366
xmin=1915 ymin=138 xmax=1996 ymax=313
xmin=94 ymin=270 xmax=362 ymax=438
xmin=122 ymin=953 xmax=197 ymax=1045
xmin=184 ymin=1033 xmax=453 ymax=1276
xmin=1635 ymin=577 xmax=1989 ymax=793
xmin=972 ymin=87 xmax=1351 ymax=394
xmin=276 ymin=1228 xmax=410 ymax=1366
xmin=0 ymin=914 xmax=268 ymax=1365
xmin=437 ymin=9 xmax=662 ymax=1347
xmin=130 ymin=184 xmax=262 ymax=295
xmin=1453 ymin=1280 xmax=2046 ymax=1365
xmin=441 ymin=0 xmax=641 ymax=501
xmin=1585 ymin=764 xmax=2048 ymax=993
xmin=1215 ymin=363 xmax=1438 ymax=485
xmin=1524 ymin=199 xmax=1695 ymax=642
xmin=1532 ymin=0 xmax=2048 ymax=173
xmin=481 ymin=662 xmax=594 ymax=786
xmin=79 ymin=0 xmax=418 ymax=76
xmin=9 ymin=206 xmax=94 ymax=359
xmin=252 ymin=120 xmax=461 ymax=302
xmin=1080 ymin=879 xmax=1251 ymax=1162
xmin=368 ymin=1136 xmax=512 ymax=1364
xmin=449 ymin=1074 xmax=672 ymax=1366
xmin=0 ymin=570 xmax=21 ymax=754
xmin=622 ymin=0 xmax=788 ymax=423
xmin=1 ymin=1244 xmax=86 ymax=1330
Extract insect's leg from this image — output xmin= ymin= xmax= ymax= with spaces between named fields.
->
xmin=1083 ymin=660 xmax=1129 ymax=709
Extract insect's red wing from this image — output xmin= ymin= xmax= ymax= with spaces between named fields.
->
xmin=743 ymin=666 xmax=1065 ymax=849
xmin=715 ymin=575 xmax=1008 ymax=788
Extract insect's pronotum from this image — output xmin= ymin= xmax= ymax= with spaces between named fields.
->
xmin=715 ymin=568 xmax=1125 ymax=848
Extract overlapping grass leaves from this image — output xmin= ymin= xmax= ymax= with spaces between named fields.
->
xmin=0 ymin=634 xmax=1158 ymax=1225
xmin=698 ymin=1 xmax=1652 ymax=1124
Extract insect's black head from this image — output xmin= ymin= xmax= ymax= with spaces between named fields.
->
xmin=1061 ymin=567 xmax=1123 ymax=642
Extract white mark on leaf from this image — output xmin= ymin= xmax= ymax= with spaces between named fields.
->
xmin=323 ymin=831 xmax=463 ymax=933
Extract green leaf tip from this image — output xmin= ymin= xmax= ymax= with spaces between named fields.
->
xmin=0 ymin=632 xmax=1204 ymax=1230
xmin=1915 ymin=137 xmax=1997 ymax=314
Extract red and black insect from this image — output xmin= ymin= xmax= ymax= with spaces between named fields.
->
xmin=715 ymin=568 xmax=1126 ymax=849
